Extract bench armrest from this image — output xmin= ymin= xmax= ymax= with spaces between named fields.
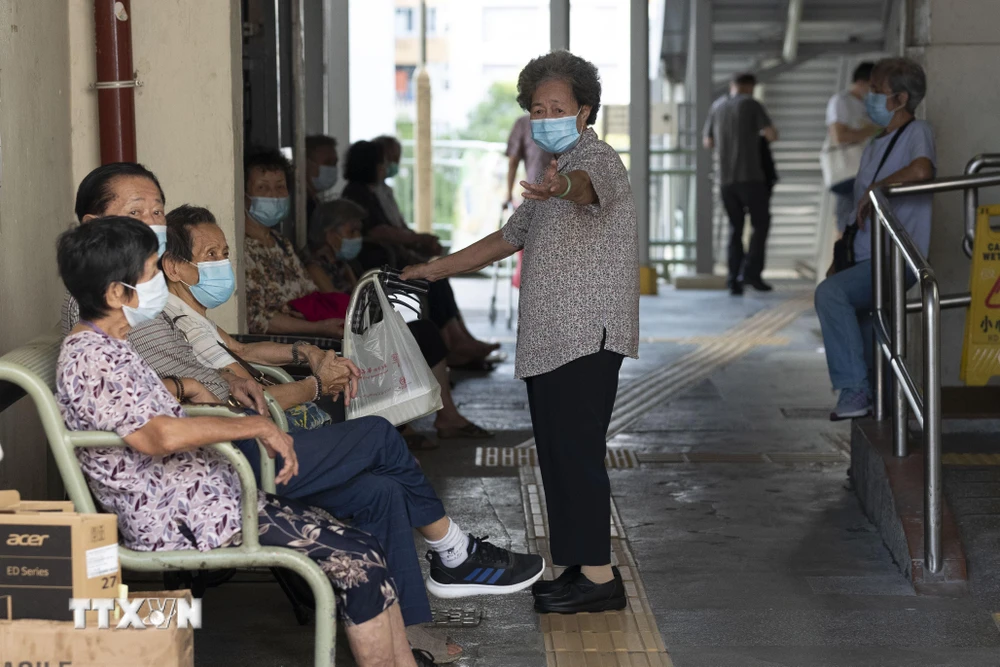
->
xmin=253 ymin=364 xmax=295 ymax=384
xmin=182 ymin=404 xmax=279 ymax=493
xmin=68 ymin=432 xmax=261 ymax=548
xmin=231 ymin=333 xmax=341 ymax=353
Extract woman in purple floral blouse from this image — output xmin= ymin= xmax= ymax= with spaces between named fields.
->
xmin=55 ymin=216 xmax=422 ymax=666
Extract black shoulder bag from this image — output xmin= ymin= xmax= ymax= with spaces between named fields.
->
xmin=831 ymin=119 xmax=913 ymax=273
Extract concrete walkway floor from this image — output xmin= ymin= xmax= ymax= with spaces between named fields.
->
xmin=170 ymin=278 xmax=1000 ymax=666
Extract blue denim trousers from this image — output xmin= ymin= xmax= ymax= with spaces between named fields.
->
xmin=815 ymin=261 xmax=875 ymax=392
xmin=236 ymin=415 xmax=446 ymax=626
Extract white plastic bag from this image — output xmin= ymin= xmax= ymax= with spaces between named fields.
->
xmin=344 ymin=278 xmax=442 ymax=426
xmin=819 ymin=141 xmax=866 ymax=189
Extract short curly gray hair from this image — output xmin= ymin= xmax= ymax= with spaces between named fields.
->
xmin=516 ymin=50 xmax=602 ymax=125
xmin=873 ymin=57 xmax=927 ymax=113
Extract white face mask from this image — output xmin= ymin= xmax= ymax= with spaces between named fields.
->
xmin=120 ymin=272 xmax=169 ymax=327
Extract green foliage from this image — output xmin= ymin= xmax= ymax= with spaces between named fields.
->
xmin=459 ymin=82 xmax=523 ymax=142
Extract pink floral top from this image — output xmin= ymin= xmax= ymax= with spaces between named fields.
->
xmin=56 ymin=330 xmax=244 ymax=552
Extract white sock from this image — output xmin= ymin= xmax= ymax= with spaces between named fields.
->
xmin=425 ymin=519 xmax=470 ymax=568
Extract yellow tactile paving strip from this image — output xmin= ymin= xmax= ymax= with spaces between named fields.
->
xmin=519 ymin=466 xmax=675 ymax=667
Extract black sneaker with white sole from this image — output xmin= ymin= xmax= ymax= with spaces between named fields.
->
xmin=425 ymin=535 xmax=544 ymax=599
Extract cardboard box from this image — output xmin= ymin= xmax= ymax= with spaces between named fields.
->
xmin=0 ymin=490 xmax=121 ymax=621
xmin=0 ymin=590 xmax=194 ymax=667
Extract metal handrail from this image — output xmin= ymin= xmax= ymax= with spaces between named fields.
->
xmin=870 ymin=186 xmax=942 ymax=574
xmin=870 ymin=166 xmax=1000 ymax=575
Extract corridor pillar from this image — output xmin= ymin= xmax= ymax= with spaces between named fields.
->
xmin=631 ymin=0 xmax=656 ymax=295
xmin=690 ymin=0 xmax=715 ymax=276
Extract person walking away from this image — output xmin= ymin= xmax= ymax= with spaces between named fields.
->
xmin=823 ymin=62 xmax=879 ymax=233
xmin=703 ymin=73 xmax=779 ymax=296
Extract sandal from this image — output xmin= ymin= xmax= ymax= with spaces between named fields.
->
xmin=437 ymin=422 xmax=494 ymax=440
xmin=404 ymin=432 xmax=440 ymax=451
xmin=407 ymin=625 xmax=462 ymax=664
xmin=449 ymin=358 xmax=498 ymax=373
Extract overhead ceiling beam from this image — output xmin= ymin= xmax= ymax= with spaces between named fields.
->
xmin=713 ymin=40 xmax=883 ymax=54
xmin=713 ymin=6 xmax=883 ymax=23
xmin=782 ymin=0 xmax=804 ymax=62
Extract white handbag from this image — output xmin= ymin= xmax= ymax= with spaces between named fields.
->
xmin=344 ymin=276 xmax=442 ymax=426
xmin=819 ymin=141 xmax=866 ymax=189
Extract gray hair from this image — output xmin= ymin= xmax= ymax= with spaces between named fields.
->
xmin=874 ymin=57 xmax=926 ymax=113
xmin=308 ymin=198 xmax=366 ymax=248
xmin=516 ymin=50 xmax=602 ymax=125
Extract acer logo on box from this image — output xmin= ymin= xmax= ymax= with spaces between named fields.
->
xmin=69 ymin=597 xmax=202 ymax=630
xmin=5 ymin=533 xmax=50 ymax=547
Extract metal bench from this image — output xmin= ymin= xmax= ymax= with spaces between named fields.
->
xmin=0 ymin=330 xmax=337 ymax=666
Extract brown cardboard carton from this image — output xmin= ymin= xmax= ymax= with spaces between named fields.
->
xmin=0 ymin=590 xmax=195 ymax=667
xmin=0 ymin=490 xmax=121 ymax=621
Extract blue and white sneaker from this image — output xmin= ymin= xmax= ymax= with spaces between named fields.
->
xmin=425 ymin=535 xmax=544 ymax=599
xmin=830 ymin=388 xmax=872 ymax=421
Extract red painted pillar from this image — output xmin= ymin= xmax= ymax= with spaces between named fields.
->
xmin=94 ymin=0 xmax=137 ymax=164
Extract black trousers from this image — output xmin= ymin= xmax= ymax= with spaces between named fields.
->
xmin=427 ymin=279 xmax=461 ymax=330
xmin=720 ymin=182 xmax=772 ymax=284
xmin=525 ymin=348 xmax=624 ymax=566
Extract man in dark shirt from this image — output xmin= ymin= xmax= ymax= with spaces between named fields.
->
xmin=703 ymin=73 xmax=779 ymax=295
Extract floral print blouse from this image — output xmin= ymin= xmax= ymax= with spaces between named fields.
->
xmin=57 ymin=330 xmax=245 ymax=552
xmin=244 ymin=231 xmax=318 ymax=334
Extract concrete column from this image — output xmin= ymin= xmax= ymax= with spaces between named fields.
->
xmin=291 ymin=0 xmax=308 ymax=249
xmin=551 ymin=0 xmax=570 ymax=52
xmin=910 ymin=0 xmax=1000 ymax=385
xmin=630 ymin=0 xmax=656 ymax=295
xmin=690 ymin=0 xmax=715 ymax=275
xmin=414 ymin=1 xmax=433 ymax=233
xmin=303 ymin=0 xmax=325 ymax=134
xmin=324 ymin=0 xmax=350 ymax=150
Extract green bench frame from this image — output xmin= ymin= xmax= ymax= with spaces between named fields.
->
xmin=0 ymin=330 xmax=337 ymax=666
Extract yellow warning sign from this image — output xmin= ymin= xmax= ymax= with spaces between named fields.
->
xmin=961 ymin=204 xmax=1000 ymax=385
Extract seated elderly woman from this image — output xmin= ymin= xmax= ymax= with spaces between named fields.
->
xmin=165 ymin=203 xmax=492 ymax=441
xmin=815 ymin=57 xmax=936 ymax=421
xmin=55 ymin=216 xmax=419 ymax=666
xmin=341 ymin=140 xmax=500 ymax=369
xmin=304 ymin=200 xmax=492 ymax=440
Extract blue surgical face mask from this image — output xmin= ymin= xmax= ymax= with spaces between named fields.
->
xmin=337 ymin=236 xmax=363 ymax=261
xmin=185 ymin=259 xmax=235 ymax=310
xmin=531 ymin=109 xmax=584 ymax=154
xmin=150 ymin=225 xmax=168 ymax=258
xmin=121 ymin=272 xmax=169 ymax=327
xmin=386 ymin=162 xmax=400 ymax=179
xmin=248 ymin=196 xmax=290 ymax=227
xmin=312 ymin=165 xmax=339 ymax=192
xmin=865 ymin=92 xmax=897 ymax=128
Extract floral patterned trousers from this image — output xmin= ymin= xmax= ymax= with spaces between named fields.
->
xmin=256 ymin=492 xmax=398 ymax=626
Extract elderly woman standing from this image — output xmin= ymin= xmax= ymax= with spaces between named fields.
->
xmin=402 ymin=51 xmax=639 ymax=614
xmin=816 ymin=57 xmax=935 ymax=420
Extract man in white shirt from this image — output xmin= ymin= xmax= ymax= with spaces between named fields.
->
xmin=825 ymin=62 xmax=878 ymax=232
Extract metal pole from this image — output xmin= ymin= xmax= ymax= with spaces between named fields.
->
xmin=414 ymin=1 xmax=433 ymax=234
xmin=551 ymin=0 xmax=570 ymax=51
xmin=291 ymin=0 xmax=308 ymax=248
xmin=923 ymin=277 xmax=943 ymax=573
xmin=690 ymin=0 xmax=714 ymax=275
xmin=93 ymin=0 xmax=137 ymax=164
xmin=890 ymin=245 xmax=908 ymax=456
xmin=872 ymin=199 xmax=887 ymax=421
xmin=631 ymin=0 xmax=656 ymax=295
xmin=782 ymin=0 xmax=803 ymax=63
